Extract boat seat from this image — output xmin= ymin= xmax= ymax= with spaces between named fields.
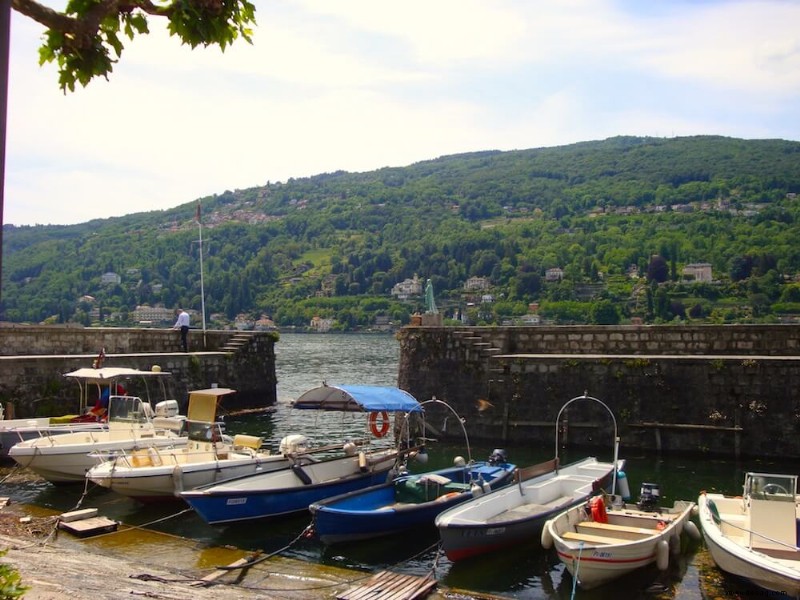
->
xmin=578 ymin=521 xmax=653 ymax=537
xmin=562 ymin=530 xmax=619 ymax=545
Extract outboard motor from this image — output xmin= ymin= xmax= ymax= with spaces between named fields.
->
xmin=637 ymin=482 xmax=661 ymax=511
xmin=488 ymin=448 xmax=508 ymax=466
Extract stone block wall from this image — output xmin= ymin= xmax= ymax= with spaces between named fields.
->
xmin=397 ymin=325 xmax=800 ymax=459
xmin=0 ymin=327 xmax=278 ymax=417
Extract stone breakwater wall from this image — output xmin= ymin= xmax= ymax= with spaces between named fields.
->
xmin=397 ymin=325 xmax=800 ymax=459
xmin=0 ymin=325 xmax=278 ymax=416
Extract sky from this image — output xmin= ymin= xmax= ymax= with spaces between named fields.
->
xmin=5 ymin=0 xmax=800 ymax=226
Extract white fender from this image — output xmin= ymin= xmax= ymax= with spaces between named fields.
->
xmin=172 ymin=464 xmax=184 ymax=495
xmin=656 ymin=539 xmax=670 ymax=570
xmin=541 ymin=521 xmax=554 ymax=549
xmin=684 ymin=520 xmax=701 ymax=541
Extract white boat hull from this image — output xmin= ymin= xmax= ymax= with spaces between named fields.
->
xmin=547 ymin=500 xmax=696 ymax=590
xmin=9 ymin=429 xmax=186 ymax=483
xmin=699 ymin=491 xmax=800 ymax=597
xmin=89 ymin=451 xmax=296 ymax=499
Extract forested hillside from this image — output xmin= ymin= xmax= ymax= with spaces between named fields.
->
xmin=3 ymin=135 xmax=800 ymax=330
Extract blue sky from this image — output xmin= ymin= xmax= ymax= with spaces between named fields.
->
xmin=6 ymin=0 xmax=800 ymax=225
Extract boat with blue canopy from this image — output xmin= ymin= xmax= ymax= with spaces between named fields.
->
xmin=180 ymin=383 xmax=423 ymax=525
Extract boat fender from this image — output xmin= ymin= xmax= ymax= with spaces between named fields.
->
xmin=470 ymin=481 xmax=484 ymax=497
xmin=172 ymin=465 xmax=184 ymax=495
xmin=148 ymin=447 xmax=163 ymax=467
xmin=590 ymin=496 xmax=608 ymax=523
xmin=358 ymin=451 xmax=367 ymax=472
xmin=482 ymin=479 xmax=491 ymax=494
xmin=292 ymin=464 xmax=313 ymax=485
xmin=616 ymin=470 xmax=631 ymax=501
xmin=684 ymin=520 xmax=701 ymax=541
xmin=656 ymin=539 xmax=670 ymax=570
xmin=369 ymin=411 xmax=390 ymax=438
xmin=541 ymin=521 xmax=554 ymax=549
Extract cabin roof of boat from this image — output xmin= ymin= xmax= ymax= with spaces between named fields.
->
xmin=63 ymin=367 xmax=173 ymax=383
xmin=291 ymin=384 xmax=422 ymax=413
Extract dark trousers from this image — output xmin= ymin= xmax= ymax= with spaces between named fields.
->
xmin=180 ymin=326 xmax=189 ymax=352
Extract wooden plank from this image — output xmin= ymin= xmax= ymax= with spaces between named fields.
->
xmin=579 ymin=521 xmax=652 ymax=536
xmin=60 ymin=508 xmax=99 ymax=522
xmin=192 ymin=558 xmax=252 ymax=586
xmin=562 ymin=530 xmax=619 ymax=545
xmin=58 ymin=516 xmax=118 ymax=537
xmin=338 ymin=571 xmax=436 ymax=600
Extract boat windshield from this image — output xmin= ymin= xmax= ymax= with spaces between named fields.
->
xmin=107 ymin=396 xmax=152 ymax=425
xmin=745 ymin=472 xmax=797 ymax=501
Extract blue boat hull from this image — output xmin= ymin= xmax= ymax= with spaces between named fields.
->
xmin=183 ymin=467 xmax=394 ymax=525
xmin=310 ymin=462 xmax=516 ymax=544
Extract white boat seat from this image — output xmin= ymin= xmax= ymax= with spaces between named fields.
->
xmin=562 ymin=530 xmax=619 ymax=545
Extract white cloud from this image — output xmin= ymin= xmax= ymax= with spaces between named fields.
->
xmin=4 ymin=0 xmax=799 ymax=225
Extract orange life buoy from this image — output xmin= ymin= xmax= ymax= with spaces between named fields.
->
xmin=590 ymin=496 xmax=608 ymax=523
xmin=369 ymin=411 xmax=390 ymax=438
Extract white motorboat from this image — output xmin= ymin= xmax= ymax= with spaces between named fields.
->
xmin=436 ymin=392 xmax=625 ymax=561
xmin=9 ymin=383 xmax=187 ymax=483
xmin=87 ymin=387 xmax=294 ymax=500
xmin=542 ymin=484 xmax=698 ymax=590
xmin=0 ymin=366 xmax=167 ymax=458
xmin=699 ymin=472 xmax=800 ymax=597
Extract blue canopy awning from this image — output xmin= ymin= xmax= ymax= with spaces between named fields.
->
xmin=291 ymin=384 xmax=422 ymax=413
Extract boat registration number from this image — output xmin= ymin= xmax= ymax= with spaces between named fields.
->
xmin=226 ymin=498 xmax=247 ymax=506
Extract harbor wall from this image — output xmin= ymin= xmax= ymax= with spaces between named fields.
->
xmin=0 ymin=325 xmax=278 ymax=417
xmin=397 ymin=325 xmax=800 ymax=459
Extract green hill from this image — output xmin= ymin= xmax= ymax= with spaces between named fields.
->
xmin=3 ymin=135 xmax=800 ymax=328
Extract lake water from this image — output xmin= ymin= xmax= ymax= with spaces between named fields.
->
xmin=3 ymin=332 xmax=798 ymax=599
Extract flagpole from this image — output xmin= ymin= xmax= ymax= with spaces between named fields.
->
xmin=196 ymin=202 xmax=207 ymax=348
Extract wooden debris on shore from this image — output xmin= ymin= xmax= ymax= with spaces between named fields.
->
xmin=337 ymin=570 xmax=437 ymax=600
xmin=58 ymin=508 xmax=118 ymax=538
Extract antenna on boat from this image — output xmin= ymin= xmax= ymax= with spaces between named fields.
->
xmin=555 ymin=393 xmax=618 ymax=496
xmin=195 ymin=201 xmax=207 ymax=348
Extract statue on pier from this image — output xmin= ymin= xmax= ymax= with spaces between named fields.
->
xmin=424 ymin=279 xmax=438 ymax=315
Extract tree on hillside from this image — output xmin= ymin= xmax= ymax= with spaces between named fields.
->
xmin=12 ymin=0 xmax=257 ymax=92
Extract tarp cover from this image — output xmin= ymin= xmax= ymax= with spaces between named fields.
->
xmin=291 ymin=384 xmax=422 ymax=413
xmin=63 ymin=367 xmax=172 ymax=383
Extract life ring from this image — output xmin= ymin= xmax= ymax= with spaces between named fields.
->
xmin=590 ymin=496 xmax=608 ymax=523
xmin=369 ymin=411 xmax=390 ymax=438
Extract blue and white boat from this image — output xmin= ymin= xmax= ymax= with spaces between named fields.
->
xmin=180 ymin=384 xmax=423 ymax=525
xmin=309 ymin=449 xmax=516 ymax=545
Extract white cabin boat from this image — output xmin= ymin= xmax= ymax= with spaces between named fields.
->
xmin=87 ymin=388 xmax=294 ymax=500
xmin=9 ymin=391 xmax=186 ymax=483
xmin=699 ymin=472 xmax=800 ymax=597
xmin=0 ymin=366 xmax=168 ymax=458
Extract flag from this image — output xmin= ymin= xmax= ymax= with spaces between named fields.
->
xmin=195 ymin=201 xmax=201 ymax=224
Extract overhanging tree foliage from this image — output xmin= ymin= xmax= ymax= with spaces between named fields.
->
xmin=11 ymin=0 xmax=257 ymax=92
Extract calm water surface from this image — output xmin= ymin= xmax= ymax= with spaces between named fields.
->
xmin=3 ymin=332 xmax=798 ymax=599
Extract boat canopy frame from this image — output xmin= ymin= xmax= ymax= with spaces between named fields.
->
xmin=63 ymin=367 xmax=173 ymax=413
xmin=291 ymin=384 xmax=422 ymax=414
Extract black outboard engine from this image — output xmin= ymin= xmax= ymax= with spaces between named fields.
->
xmin=637 ymin=482 xmax=661 ymax=511
xmin=488 ymin=448 xmax=508 ymax=465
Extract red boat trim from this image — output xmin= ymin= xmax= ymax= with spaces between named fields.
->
xmin=556 ymin=550 xmax=656 ymax=565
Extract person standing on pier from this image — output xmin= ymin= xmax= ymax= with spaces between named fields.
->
xmin=173 ymin=308 xmax=190 ymax=352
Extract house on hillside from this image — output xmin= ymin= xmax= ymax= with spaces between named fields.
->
xmin=683 ymin=263 xmax=713 ymax=283
xmin=545 ymin=267 xmax=564 ymax=282
xmin=464 ymin=276 xmax=490 ymax=292
xmin=391 ymin=275 xmax=423 ymax=300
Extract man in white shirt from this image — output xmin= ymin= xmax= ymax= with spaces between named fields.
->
xmin=173 ymin=308 xmax=190 ymax=352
